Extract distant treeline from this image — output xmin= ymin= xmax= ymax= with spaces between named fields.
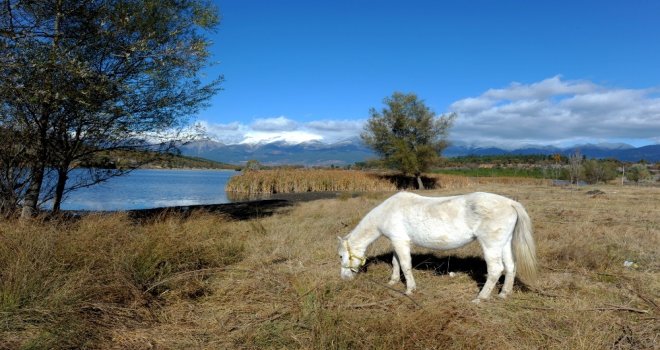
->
xmin=433 ymin=168 xmax=546 ymax=178
xmin=352 ymin=154 xmax=655 ymax=184
xmin=442 ymin=154 xmax=559 ymax=166
xmin=79 ymin=150 xmax=238 ymax=170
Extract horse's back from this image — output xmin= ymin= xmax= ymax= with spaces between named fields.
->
xmin=384 ymin=191 xmax=515 ymax=215
xmin=464 ymin=192 xmax=518 ymax=215
xmin=373 ymin=191 xmax=519 ymax=248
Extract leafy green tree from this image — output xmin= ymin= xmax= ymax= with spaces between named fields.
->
xmin=626 ymin=164 xmax=651 ymax=183
xmin=1 ymin=0 xmax=221 ymax=216
xmin=244 ymin=159 xmax=263 ymax=171
xmin=362 ymin=92 xmax=455 ymax=189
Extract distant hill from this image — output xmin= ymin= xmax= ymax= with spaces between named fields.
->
xmin=180 ymin=138 xmax=660 ymax=165
xmin=82 ymin=149 xmax=239 ymax=170
xmin=145 ymin=154 xmax=238 ymax=170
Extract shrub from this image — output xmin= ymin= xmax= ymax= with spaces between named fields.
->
xmin=583 ymin=159 xmax=618 ymax=184
xmin=626 ymin=164 xmax=651 ymax=183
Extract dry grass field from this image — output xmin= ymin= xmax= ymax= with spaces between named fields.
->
xmin=1 ymin=182 xmax=658 ymax=349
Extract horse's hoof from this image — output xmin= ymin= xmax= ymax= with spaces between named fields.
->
xmin=472 ymin=296 xmax=490 ymax=303
xmin=497 ymin=293 xmax=508 ymax=299
xmin=387 ymin=280 xmax=399 ymax=286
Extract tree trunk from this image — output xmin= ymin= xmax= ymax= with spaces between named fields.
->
xmin=52 ymin=167 xmax=68 ymax=213
xmin=21 ymin=0 xmax=63 ymax=218
xmin=416 ymin=175 xmax=425 ymax=190
xmin=21 ymin=164 xmax=45 ymax=219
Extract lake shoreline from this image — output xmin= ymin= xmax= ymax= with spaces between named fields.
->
xmin=57 ymin=169 xmax=239 ymax=211
xmin=62 ymin=191 xmax=345 ymax=221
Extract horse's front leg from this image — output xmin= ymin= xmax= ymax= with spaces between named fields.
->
xmin=388 ymin=252 xmax=401 ymax=286
xmin=392 ymin=240 xmax=416 ymax=294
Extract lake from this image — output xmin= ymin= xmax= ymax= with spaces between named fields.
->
xmin=57 ymin=169 xmax=239 ymax=211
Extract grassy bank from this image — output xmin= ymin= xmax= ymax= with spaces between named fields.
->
xmin=1 ymin=183 xmax=658 ymax=348
xmin=0 ymin=214 xmax=245 ymax=348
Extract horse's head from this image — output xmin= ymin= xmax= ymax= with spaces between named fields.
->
xmin=337 ymin=236 xmax=365 ymax=280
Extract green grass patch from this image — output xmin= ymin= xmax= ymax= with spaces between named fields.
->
xmin=433 ymin=167 xmax=546 ymax=178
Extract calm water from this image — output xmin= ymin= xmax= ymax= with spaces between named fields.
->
xmin=58 ymin=169 xmax=239 ymax=211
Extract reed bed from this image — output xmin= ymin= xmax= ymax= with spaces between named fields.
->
xmin=226 ymin=169 xmax=397 ymax=194
xmin=226 ymin=169 xmax=551 ymax=196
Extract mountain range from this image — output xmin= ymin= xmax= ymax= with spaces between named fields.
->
xmin=180 ymin=138 xmax=660 ymax=166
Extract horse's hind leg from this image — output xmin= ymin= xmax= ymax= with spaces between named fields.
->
xmin=474 ymin=245 xmax=504 ymax=302
xmin=498 ymin=243 xmax=515 ymax=299
xmin=388 ymin=252 xmax=401 ymax=286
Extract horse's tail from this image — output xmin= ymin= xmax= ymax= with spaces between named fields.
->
xmin=511 ymin=201 xmax=538 ymax=285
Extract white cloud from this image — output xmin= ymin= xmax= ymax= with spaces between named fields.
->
xmin=251 ymin=116 xmax=298 ymax=131
xmin=200 ymin=117 xmax=365 ymax=144
xmin=197 ymin=121 xmax=248 ymax=144
xmin=482 ymin=76 xmax=597 ymax=100
xmin=306 ymin=119 xmax=363 ymax=132
xmin=449 ymin=76 xmax=660 ymax=147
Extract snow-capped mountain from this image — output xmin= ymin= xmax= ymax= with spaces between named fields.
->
xmin=181 ymin=137 xmax=374 ymax=166
xmin=180 ymin=138 xmax=660 ymax=166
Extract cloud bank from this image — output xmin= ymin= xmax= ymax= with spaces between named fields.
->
xmin=449 ymin=76 xmax=660 ymax=147
xmin=197 ymin=118 xmax=364 ymax=144
xmin=200 ymin=76 xmax=660 ymax=147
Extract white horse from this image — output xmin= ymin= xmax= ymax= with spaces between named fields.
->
xmin=338 ymin=191 xmax=537 ymax=302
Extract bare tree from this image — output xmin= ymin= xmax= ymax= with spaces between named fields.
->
xmin=568 ymin=150 xmax=583 ymax=185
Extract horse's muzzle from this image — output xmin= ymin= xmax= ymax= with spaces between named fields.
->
xmin=340 ymin=269 xmax=356 ymax=280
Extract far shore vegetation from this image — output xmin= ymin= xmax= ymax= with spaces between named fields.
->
xmin=81 ymin=149 xmax=239 ymax=171
xmin=226 ymin=154 xmax=657 ymax=196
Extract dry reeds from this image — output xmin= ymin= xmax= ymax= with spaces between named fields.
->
xmin=226 ymin=169 xmax=397 ymax=194
xmin=429 ymin=173 xmax=552 ymax=189
xmin=0 ymin=213 xmax=244 ymax=348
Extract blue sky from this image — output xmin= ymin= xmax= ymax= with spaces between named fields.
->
xmin=196 ymin=0 xmax=660 ymax=147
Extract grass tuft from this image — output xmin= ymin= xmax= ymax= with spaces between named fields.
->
xmin=0 ymin=213 xmax=244 ymax=348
